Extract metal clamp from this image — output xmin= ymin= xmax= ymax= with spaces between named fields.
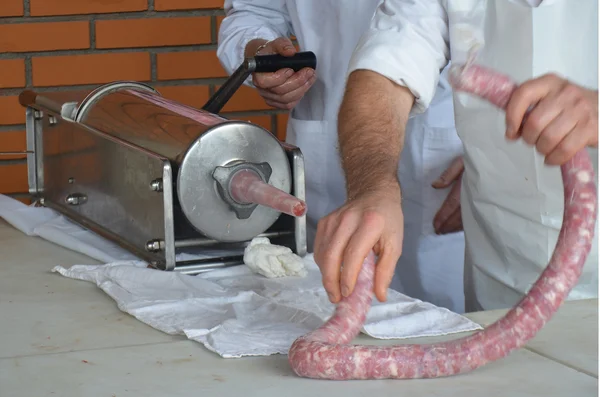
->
xmin=212 ymin=161 xmax=272 ymax=220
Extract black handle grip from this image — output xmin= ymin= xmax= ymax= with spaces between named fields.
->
xmin=253 ymin=51 xmax=317 ymax=73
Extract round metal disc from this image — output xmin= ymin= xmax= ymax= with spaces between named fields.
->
xmin=177 ymin=121 xmax=292 ymax=242
xmin=74 ymin=81 xmax=158 ymax=122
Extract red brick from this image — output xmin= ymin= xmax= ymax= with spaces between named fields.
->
xmin=156 ymin=85 xmax=211 ymax=110
xmin=0 ymin=22 xmax=89 ymax=53
xmin=0 ymin=130 xmax=26 ymax=160
xmin=218 ymin=85 xmax=272 ymax=112
xmin=0 ymin=0 xmax=23 ymax=16
xmin=216 ymin=15 xmax=225 ymax=32
xmin=30 ymin=0 xmax=147 ymax=16
xmin=14 ymin=196 xmax=32 ymax=205
xmin=157 ymin=50 xmax=227 ymax=80
xmin=247 ymin=115 xmax=273 ymax=131
xmin=0 ymin=163 xmax=28 ymax=194
xmin=95 ymin=17 xmax=211 ymax=49
xmin=155 ymin=0 xmax=223 ymax=10
xmin=0 ymin=60 xmax=26 ymax=88
xmin=32 ymin=53 xmax=151 ymax=87
xmin=0 ymin=96 xmax=25 ymax=125
xmin=276 ymin=113 xmax=289 ymax=141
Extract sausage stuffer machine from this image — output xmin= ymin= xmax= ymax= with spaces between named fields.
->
xmin=18 ymin=52 xmax=317 ymax=274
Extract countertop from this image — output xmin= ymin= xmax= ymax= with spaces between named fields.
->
xmin=0 ymin=219 xmax=597 ymax=396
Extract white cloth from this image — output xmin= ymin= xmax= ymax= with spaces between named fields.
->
xmin=348 ymin=0 xmax=599 ymax=311
xmin=51 ymin=255 xmax=481 ymax=358
xmin=218 ymin=0 xmax=467 ymax=313
xmin=243 ymin=236 xmax=308 ymax=278
xmin=0 ymin=195 xmax=482 ymax=358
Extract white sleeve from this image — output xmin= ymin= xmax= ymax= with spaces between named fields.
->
xmin=217 ymin=0 xmax=293 ymax=75
xmin=347 ymin=0 xmax=450 ymax=113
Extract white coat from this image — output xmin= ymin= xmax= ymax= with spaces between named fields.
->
xmin=217 ymin=0 xmax=468 ymax=313
xmin=348 ymin=0 xmax=599 ymax=311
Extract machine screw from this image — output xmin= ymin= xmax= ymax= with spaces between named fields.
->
xmin=65 ymin=193 xmax=87 ymax=206
xmin=150 ymin=178 xmax=163 ymax=192
xmin=34 ymin=110 xmax=43 ymax=120
xmin=48 ymin=116 xmax=58 ymax=126
xmin=68 ymin=177 xmax=75 ymax=184
xmin=145 ymin=239 xmax=164 ymax=253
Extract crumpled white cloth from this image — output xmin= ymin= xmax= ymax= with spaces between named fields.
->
xmin=0 ymin=194 xmax=482 ymax=358
xmin=52 ymin=257 xmax=482 ymax=358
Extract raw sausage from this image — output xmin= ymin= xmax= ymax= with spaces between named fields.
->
xmin=229 ymin=169 xmax=307 ymax=217
xmin=287 ymin=62 xmax=597 ymax=380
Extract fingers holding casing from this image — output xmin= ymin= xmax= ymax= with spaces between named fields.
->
xmin=544 ymin=124 xmax=586 ymax=165
xmin=373 ymin=240 xmax=402 ymax=302
xmin=533 ymin=110 xmax=578 ymax=157
xmin=519 ymin=96 xmax=564 ymax=146
xmin=339 ymin=210 xmax=385 ymax=299
xmin=505 ymin=73 xmax=566 ymax=139
xmin=316 ymin=210 xmax=361 ymax=303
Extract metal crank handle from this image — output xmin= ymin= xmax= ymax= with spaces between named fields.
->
xmin=202 ymin=52 xmax=316 ymax=114
xmin=251 ymin=51 xmax=317 ymax=74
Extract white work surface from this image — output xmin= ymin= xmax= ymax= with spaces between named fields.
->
xmin=1 ymin=219 xmax=598 ymax=396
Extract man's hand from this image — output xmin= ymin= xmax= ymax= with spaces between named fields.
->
xmin=432 ymin=156 xmax=464 ymax=235
xmin=313 ymin=184 xmax=404 ymax=304
xmin=244 ymin=37 xmax=316 ymax=110
xmin=505 ymin=74 xmax=598 ymax=165
xmin=311 ymin=70 xmax=414 ymax=305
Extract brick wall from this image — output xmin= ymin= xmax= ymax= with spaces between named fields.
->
xmin=0 ymin=0 xmax=291 ymax=203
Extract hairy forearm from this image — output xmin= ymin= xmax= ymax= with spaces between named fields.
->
xmin=338 ymin=70 xmax=415 ymax=200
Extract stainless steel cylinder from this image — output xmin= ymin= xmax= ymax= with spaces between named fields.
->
xmin=74 ymin=83 xmax=292 ymax=242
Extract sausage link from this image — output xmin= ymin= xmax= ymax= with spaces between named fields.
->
xmin=229 ymin=169 xmax=307 ymax=217
xmin=287 ymin=62 xmax=598 ymax=380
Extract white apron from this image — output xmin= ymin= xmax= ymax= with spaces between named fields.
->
xmin=283 ymin=0 xmax=467 ymax=313
xmin=447 ymin=0 xmax=599 ymax=311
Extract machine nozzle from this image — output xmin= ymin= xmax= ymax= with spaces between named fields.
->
xmin=229 ymin=169 xmax=306 ymax=218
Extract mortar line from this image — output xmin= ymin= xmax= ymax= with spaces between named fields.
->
xmin=150 ymin=52 xmax=157 ymax=81
xmin=89 ymin=16 xmax=97 ymax=50
xmin=0 ymin=158 xmax=27 ymax=165
xmin=0 ymin=9 xmax=219 ymax=23
xmin=270 ymin=114 xmax=278 ymax=135
xmin=211 ymin=15 xmax=218 ymax=44
xmin=5 ymin=192 xmax=31 ymax=199
xmin=24 ymin=56 xmax=33 ymax=87
xmin=0 ymin=44 xmax=218 ymax=60
xmin=0 ymin=125 xmax=26 ymax=132
xmin=23 ymin=0 xmax=30 ymax=17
